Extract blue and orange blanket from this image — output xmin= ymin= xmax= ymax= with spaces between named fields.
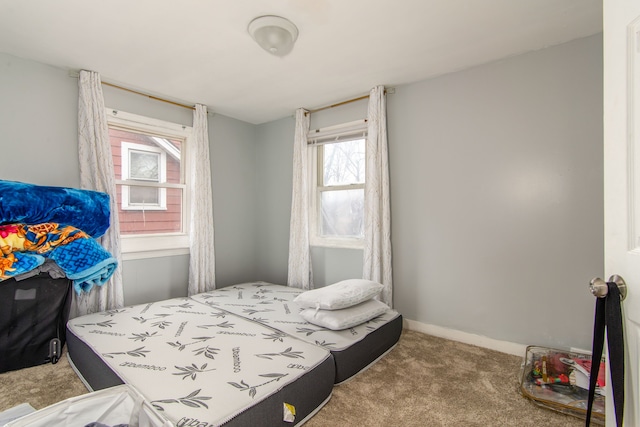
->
xmin=0 ymin=180 xmax=116 ymax=294
xmin=0 ymin=223 xmax=117 ymax=294
xmin=0 ymin=180 xmax=111 ymax=238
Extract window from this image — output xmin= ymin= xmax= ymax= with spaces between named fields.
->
xmin=120 ymin=142 xmax=167 ymax=210
xmin=107 ymin=109 xmax=191 ymax=259
xmin=309 ymin=120 xmax=367 ymax=248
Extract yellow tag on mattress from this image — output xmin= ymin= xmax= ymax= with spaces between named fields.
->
xmin=283 ymin=402 xmax=296 ymax=423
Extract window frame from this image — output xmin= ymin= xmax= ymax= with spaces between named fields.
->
xmin=106 ymin=108 xmax=191 ymax=260
xmin=308 ymin=119 xmax=368 ymax=249
xmin=120 ymin=141 xmax=168 ymax=211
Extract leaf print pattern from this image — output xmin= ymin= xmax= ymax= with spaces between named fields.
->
xmin=202 ymin=301 xmax=222 ymax=308
xmin=197 ymin=321 xmax=234 ymax=329
xmin=314 ymin=340 xmax=337 ymax=349
xmin=172 ymin=363 xmax=215 ymax=380
xmin=192 ymin=345 xmax=220 ymax=360
xmin=151 ymin=389 xmax=212 ymax=411
xmin=97 ymin=320 xmax=116 ymax=328
xmin=167 ymin=336 xmax=215 ymax=351
xmin=129 ymin=331 xmax=158 ymax=342
xmin=151 ymin=320 xmax=172 ymax=329
xmin=102 ymin=346 xmax=149 ymax=358
xmin=162 ymin=302 xmax=193 ymax=310
xmin=132 ymin=314 xmax=171 ymax=324
xmin=242 ymin=308 xmax=274 ymax=316
xmin=101 ymin=309 xmax=127 ymax=317
xmin=74 ymin=319 xmax=116 ymax=328
xmin=228 ymin=380 xmax=255 ymax=399
xmin=228 ymin=373 xmax=288 ymax=399
xmin=263 ymin=331 xmax=287 ymax=342
xmin=255 ymin=347 xmax=305 ymax=360
xmin=296 ymin=327 xmax=322 ymax=336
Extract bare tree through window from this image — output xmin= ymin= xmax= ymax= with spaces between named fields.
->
xmin=320 ymin=138 xmax=365 ymax=238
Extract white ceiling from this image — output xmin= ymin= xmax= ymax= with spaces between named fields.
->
xmin=0 ymin=0 xmax=602 ymax=124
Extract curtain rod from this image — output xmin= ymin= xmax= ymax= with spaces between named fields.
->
xmin=305 ymin=94 xmax=370 ymax=116
xmin=304 ymin=88 xmax=392 ymax=116
xmin=69 ymin=70 xmax=197 ymax=111
xmin=101 ymin=81 xmax=195 ymax=111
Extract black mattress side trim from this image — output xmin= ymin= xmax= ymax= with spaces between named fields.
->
xmin=332 ymin=314 xmax=403 ymax=383
xmin=66 ymin=326 xmax=125 ymax=390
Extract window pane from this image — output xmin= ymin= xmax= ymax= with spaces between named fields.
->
xmin=320 ymin=189 xmax=364 ymax=238
xmin=129 ymin=186 xmax=159 ymax=204
xmin=323 ymin=139 xmax=365 ymax=186
xmin=130 ymin=151 xmax=160 ymax=181
xmin=118 ymin=186 xmax=183 ymax=235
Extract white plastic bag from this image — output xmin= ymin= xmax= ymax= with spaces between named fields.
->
xmin=6 ymin=385 xmax=173 ymax=427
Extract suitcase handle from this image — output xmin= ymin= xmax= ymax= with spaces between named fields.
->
xmin=48 ymin=338 xmax=61 ymax=364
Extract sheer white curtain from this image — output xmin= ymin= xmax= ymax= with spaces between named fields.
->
xmin=363 ymin=85 xmax=393 ymax=307
xmin=287 ymin=108 xmax=312 ymax=289
xmin=76 ymin=70 xmax=124 ymax=317
xmin=188 ymin=104 xmax=216 ymax=295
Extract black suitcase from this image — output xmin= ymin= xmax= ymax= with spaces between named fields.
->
xmin=0 ymin=273 xmax=72 ymax=373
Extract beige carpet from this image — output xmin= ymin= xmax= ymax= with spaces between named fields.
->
xmin=0 ymin=330 xmax=588 ymax=426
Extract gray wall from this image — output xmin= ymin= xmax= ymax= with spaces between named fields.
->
xmin=209 ymin=113 xmax=259 ymax=287
xmin=254 ymin=117 xmax=294 ymax=285
xmin=0 ymin=55 xmax=79 ymax=187
xmin=255 ymin=34 xmax=603 ymax=350
xmin=0 ymin=53 xmax=258 ymax=305
xmin=388 ymin=34 xmax=603 ymax=350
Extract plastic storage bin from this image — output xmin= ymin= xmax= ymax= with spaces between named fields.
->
xmin=519 ymin=345 xmax=605 ymax=425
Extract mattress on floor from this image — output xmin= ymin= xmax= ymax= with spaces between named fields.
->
xmin=66 ymin=297 xmax=335 ymax=427
xmin=190 ymin=282 xmax=403 ymax=383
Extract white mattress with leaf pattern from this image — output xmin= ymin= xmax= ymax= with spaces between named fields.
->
xmin=66 ymin=296 xmax=333 ymax=426
xmin=190 ymin=282 xmax=401 ymax=352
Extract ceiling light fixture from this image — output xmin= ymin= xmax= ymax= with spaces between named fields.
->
xmin=248 ymin=15 xmax=298 ymax=57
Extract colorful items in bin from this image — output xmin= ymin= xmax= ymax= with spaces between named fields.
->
xmin=560 ymin=357 xmax=606 ymax=395
xmin=529 ymin=351 xmax=607 ymax=392
xmin=534 ymin=373 xmax=569 ymax=386
xmin=531 ymin=355 xmax=570 ymax=385
xmin=520 ymin=346 xmax=605 ymax=424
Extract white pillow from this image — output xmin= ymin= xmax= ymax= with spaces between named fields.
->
xmin=293 ymin=279 xmax=384 ymax=310
xmin=300 ymin=299 xmax=389 ymax=330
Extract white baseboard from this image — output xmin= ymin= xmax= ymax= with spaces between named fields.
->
xmin=403 ymin=318 xmax=528 ymax=357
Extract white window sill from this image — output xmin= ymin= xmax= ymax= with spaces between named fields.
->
xmin=310 ymin=238 xmax=364 ymax=250
xmin=121 ymin=233 xmax=189 ymax=260
xmin=121 ymin=206 xmax=168 ymax=211
xmin=122 ymin=247 xmax=190 ymax=261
